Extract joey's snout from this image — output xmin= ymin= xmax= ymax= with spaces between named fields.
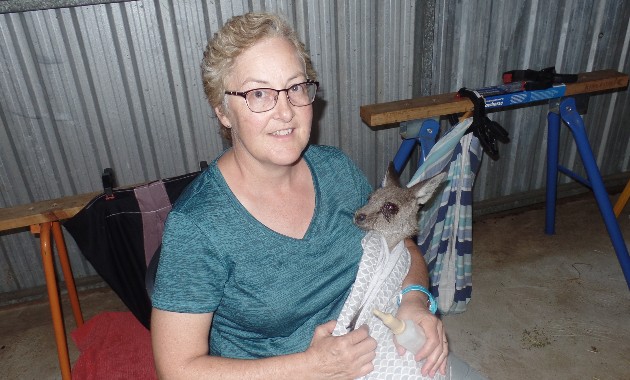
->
xmin=354 ymin=213 xmax=367 ymax=226
xmin=354 ymin=211 xmax=375 ymax=231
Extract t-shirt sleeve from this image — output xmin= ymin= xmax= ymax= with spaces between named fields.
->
xmin=151 ymin=210 xmax=228 ymax=313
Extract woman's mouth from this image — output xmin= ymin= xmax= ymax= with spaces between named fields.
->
xmin=271 ymin=128 xmax=294 ymax=136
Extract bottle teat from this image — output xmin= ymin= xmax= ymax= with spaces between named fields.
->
xmin=373 ymin=309 xmax=405 ymax=335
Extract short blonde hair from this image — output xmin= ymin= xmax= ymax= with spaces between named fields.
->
xmin=201 ymin=12 xmax=317 ymax=140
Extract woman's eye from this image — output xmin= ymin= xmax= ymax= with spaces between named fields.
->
xmin=289 ymin=84 xmax=303 ymax=93
xmin=252 ymin=90 xmax=266 ymax=99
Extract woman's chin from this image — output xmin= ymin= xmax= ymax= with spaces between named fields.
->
xmin=269 ymin=152 xmax=304 ymax=167
xmin=266 ymin=139 xmax=308 ymax=164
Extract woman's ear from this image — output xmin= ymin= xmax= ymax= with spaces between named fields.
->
xmin=214 ymin=105 xmax=231 ymax=128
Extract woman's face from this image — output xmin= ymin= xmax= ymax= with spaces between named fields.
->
xmin=216 ymin=37 xmax=313 ymax=168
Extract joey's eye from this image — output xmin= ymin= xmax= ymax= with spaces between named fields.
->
xmin=380 ymin=202 xmax=399 ymax=222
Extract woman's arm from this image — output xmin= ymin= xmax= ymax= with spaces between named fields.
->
xmin=395 ymin=239 xmax=448 ymax=378
xmin=151 ymin=308 xmax=377 ymax=380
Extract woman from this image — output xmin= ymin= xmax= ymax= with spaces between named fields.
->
xmin=151 ymin=12 xmax=448 ymax=379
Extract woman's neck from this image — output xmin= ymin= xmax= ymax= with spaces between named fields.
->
xmin=219 ymin=147 xmax=303 ymax=189
xmin=217 ymin=147 xmax=315 ymax=239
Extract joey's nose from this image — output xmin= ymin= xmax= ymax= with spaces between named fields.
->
xmin=354 ymin=213 xmax=366 ymax=224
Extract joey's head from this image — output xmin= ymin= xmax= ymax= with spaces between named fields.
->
xmin=354 ymin=163 xmax=446 ymax=250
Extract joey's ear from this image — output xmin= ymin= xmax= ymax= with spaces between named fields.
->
xmin=381 ymin=162 xmax=401 ymax=188
xmin=412 ymin=172 xmax=447 ymax=204
xmin=214 ymin=105 xmax=231 ymax=128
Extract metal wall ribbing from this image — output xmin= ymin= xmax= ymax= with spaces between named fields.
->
xmin=428 ymin=0 xmax=630 ymax=203
xmin=0 ymin=0 xmax=628 ymax=298
xmin=0 ymin=0 xmax=414 ymax=296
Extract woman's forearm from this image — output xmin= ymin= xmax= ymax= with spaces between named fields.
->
xmin=152 ymin=309 xmax=375 ymax=380
xmin=157 ymin=351 xmax=317 ymax=380
xmin=398 ymin=238 xmax=432 ymax=311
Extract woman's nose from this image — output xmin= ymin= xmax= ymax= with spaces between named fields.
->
xmin=273 ymin=91 xmax=295 ymax=120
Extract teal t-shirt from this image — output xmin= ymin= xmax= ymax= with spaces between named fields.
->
xmin=151 ymin=144 xmax=372 ymax=359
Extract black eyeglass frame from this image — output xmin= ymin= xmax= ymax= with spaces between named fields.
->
xmin=224 ymin=80 xmax=319 ymax=113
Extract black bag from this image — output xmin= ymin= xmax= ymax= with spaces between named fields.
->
xmin=64 ymin=170 xmax=201 ymax=329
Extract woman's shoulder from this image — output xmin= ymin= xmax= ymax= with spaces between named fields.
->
xmin=170 ymin=162 xmax=224 ymax=214
xmin=305 ymin=144 xmax=370 ymax=190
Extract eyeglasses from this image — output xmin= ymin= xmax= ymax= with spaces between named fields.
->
xmin=224 ymin=80 xmax=319 ymax=113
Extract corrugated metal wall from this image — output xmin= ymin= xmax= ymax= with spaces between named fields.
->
xmin=0 ymin=0 xmax=628 ymax=299
xmin=430 ymin=0 xmax=630 ymax=204
xmin=0 ymin=0 xmax=415 ymax=297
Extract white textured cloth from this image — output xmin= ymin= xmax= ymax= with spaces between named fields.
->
xmin=334 ymin=231 xmax=446 ymax=379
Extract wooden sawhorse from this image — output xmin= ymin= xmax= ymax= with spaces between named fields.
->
xmin=0 ymin=192 xmax=98 ymax=379
xmin=360 ymin=69 xmax=630 ymax=290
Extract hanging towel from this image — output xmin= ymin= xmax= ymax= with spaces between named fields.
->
xmin=408 ymin=118 xmax=482 ymax=315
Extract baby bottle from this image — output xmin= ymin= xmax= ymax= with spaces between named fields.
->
xmin=373 ymin=308 xmax=426 ymax=354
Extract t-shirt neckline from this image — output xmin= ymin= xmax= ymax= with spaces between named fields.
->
xmin=212 ymin=148 xmax=320 ymax=242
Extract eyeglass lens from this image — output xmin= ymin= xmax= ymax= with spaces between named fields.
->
xmin=246 ymin=82 xmax=317 ymax=112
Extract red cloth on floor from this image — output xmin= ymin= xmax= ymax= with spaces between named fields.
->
xmin=71 ymin=311 xmax=157 ymax=380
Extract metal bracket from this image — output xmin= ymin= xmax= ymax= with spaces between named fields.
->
xmin=394 ymin=118 xmax=440 ymax=172
xmin=572 ymin=93 xmax=590 ymax=115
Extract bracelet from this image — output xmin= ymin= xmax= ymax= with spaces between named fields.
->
xmin=397 ymin=285 xmax=437 ymax=314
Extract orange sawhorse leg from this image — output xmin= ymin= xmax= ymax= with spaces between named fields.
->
xmin=613 ymin=179 xmax=630 ymax=218
xmin=34 ymin=221 xmax=84 ymax=380
xmin=52 ymin=221 xmax=84 ymax=327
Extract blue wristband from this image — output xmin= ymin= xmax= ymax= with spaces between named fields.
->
xmin=398 ymin=285 xmax=437 ymax=314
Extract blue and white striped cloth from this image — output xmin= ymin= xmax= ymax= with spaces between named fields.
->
xmin=407 ymin=118 xmax=483 ymax=315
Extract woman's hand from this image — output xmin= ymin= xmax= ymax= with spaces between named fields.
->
xmin=395 ymin=299 xmax=448 ymax=378
xmin=306 ymin=320 xmax=377 ymax=379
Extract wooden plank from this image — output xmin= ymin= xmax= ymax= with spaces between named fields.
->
xmin=360 ymin=69 xmax=629 ymax=127
xmin=1 ymin=70 xmax=627 ymax=233
xmin=0 ymin=192 xmax=100 ymax=232
xmin=563 ymin=70 xmax=628 ymax=96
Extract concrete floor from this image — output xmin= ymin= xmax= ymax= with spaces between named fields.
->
xmin=443 ymin=196 xmax=630 ymax=380
xmin=0 ymin=196 xmax=629 ymax=379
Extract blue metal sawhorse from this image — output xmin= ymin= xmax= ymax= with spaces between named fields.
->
xmin=546 ymin=97 xmax=630 ymax=289
xmin=390 ymin=91 xmax=630 ymax=289
xmin=393 ymin=118 xmax=440 ymax=172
